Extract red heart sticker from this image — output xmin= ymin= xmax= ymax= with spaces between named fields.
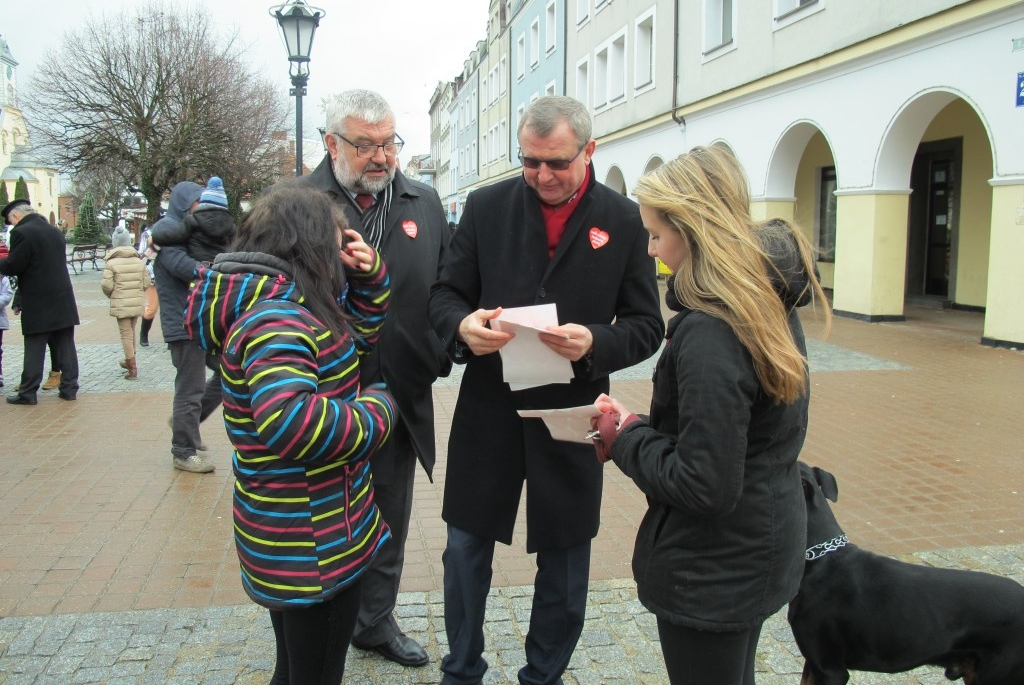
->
xmin=402 ymin=220 xmax=418 ymax=239
xmin=589 ymin=227 xmax=609 ymax=249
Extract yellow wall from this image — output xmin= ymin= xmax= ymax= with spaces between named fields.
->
xmin=983 ymin=184 xmax=1024 ymax=344
xmin=920 ymin=99 xmax=993 ymax=309
xmin=794 ymin=132 xmax=837 ymax=289
xmin=833 ymin=192 xmax=911 ymax=318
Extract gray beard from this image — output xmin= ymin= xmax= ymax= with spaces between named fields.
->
xmin=331 ymin=156 xmax=395 ymax=195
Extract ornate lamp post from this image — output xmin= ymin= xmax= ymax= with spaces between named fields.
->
xmin=269 ymin=0 xmax=326 ymax=177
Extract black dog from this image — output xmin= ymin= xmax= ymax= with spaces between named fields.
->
xmin=787 ymin=462 xmax=1024 ymax=685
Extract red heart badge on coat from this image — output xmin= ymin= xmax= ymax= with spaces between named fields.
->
xmin=402 ymin=220 xmax=418 ymax=239
xmin=589 ymin=227 xmax=609 ymax=249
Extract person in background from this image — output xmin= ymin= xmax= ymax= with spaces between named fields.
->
xmin=0 ymin=199 xmax=80 ymax=405
xmin=428 ymin=95 xmax=663 ymax=685
xmin=591 ymin=144 xmax=832 ymax=685
xmin=152 ymin=178 xmax=235 ymax=473
xmin=101 ymin=224 xmax=149 ymax=380
xmin=294 ymin=89 xmax=450 ymax=668
xmin=184 ymin=185 xmax=396 ymax=685
xmin=137 ymin=223 xmax=159 ymax=347
xmin=0 ymin=268 xmax=11 ymax=389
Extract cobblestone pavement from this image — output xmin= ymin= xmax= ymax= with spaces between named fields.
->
xmin=1 ymin=268 xmax=1022 ymax=684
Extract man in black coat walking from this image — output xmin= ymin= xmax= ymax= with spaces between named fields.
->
xmin=1 ymin=199 xmax=80 ymax=405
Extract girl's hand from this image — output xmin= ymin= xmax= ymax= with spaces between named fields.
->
xmin=339 ymin=229 xmax=374 ymax=272
xmin=595 ymin=392 xmax=630 ymax=417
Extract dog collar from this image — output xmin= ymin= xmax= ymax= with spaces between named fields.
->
xmin=805 ymin=534 xmax=848 ymax=561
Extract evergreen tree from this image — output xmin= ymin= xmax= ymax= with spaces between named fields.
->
xmin=13 ymin=176 xmax=30 ymax=203
xmin=73 ymin=193 xmax=104 ymax=245
xmin=0 ymin=181 xmax=8 ymax=208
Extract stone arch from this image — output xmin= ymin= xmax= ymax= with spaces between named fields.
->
xmin=643 ymin=155 xmax=664 ymax=176
xmin=604 ymin=165 xmax=627 ymax=195
xmin=875 ymin=88 xmax=993 ymax=190
xmin=764 ymin=121 xmax=834 ymax=199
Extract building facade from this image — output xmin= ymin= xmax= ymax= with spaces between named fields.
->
xmin=430 ymin=0 xmax=1024 ymax=347
xmin=0 ymin=35 xmax=60 ymax=229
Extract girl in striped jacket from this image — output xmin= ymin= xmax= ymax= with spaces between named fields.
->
xmin=185 ymin=185 xmax=396 ymax=685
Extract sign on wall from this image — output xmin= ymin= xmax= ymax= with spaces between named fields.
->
xmin=1018 ymin=72 xmax=1024 ymax=108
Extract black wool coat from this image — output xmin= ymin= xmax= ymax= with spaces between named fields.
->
xmin=0 ymin=214 xmax=79 ymax=335
xmin=429 ymin=170 xmax=664 ymax=552
xmin=294 ymin=157 xmax=450 ymax=482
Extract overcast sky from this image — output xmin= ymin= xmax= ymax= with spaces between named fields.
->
xmin=3 ymin=0 xmax=489 ymax=169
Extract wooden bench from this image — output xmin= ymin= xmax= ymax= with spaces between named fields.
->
xmin=67 ymin=244 xmax=106 ymax=274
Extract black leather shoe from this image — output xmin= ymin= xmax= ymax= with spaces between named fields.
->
xmin=6 ymin=394 xmax=37 ymax=405
xmin=58 ymin=392 xmax=77 ymax=401
xmin=352 ymin=633 xmax=428 ymax=667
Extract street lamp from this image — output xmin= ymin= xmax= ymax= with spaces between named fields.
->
xmin=269 ymin=0 xmax=326 ymax=177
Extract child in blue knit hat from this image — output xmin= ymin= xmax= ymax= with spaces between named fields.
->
xmin=151 ymin=176 xmax=236 ymax=263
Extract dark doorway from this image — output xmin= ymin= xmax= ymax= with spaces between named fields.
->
xmin=907 ymin=138 xmax=961 ymax=305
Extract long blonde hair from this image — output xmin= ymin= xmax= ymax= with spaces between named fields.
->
xmin=634 ymin=144 xmax=831 ymax=403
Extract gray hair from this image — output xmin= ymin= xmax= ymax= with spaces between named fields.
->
xmin=324 ymin=90 xmax=395 ymax=136
xmin=9 ymin=204 xmax=36 ymax=221
xmin=518 ymin=96 xmax=592 ymax=148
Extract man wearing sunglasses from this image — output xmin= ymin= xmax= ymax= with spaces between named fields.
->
xmin=294 ymin=89 xmax=450 ymax=669
xmin=430 ymin=96 xmax=663 ymax=685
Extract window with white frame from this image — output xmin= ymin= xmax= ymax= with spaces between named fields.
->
xmin=530 ymin=91 xmax=540 ymax=103
xmin=491 ymin=125 xmax=499 ymax=162
xmin=595 ymin=0 xmax=610 ymax=10
xmin=577 ymin=0 xmax=589 ymax=26
xmin=471 ymin=90 xmax=477 ymax=122
xmin=530 ymin=19 xmax=540 ymax=66
xmin=500 ymin=119 xmax=507 ymax=157
xmin=704 ymin=0 xmax=733 ymax=52
xmin=545 ymin=80 xmax=555 ymax=96
xmin=471 ymin=141 xmax=477 ymax=172
xmin=635 ymin=10 xmax=655 ymax=90
xmin=517 ymin=34 xmax=526 ymax=79
xmin=594 ymin=46 xmax=608 ymax=108
xmin=545 ymin=1 xmax=557 ymax=53
xmin=776 ymin=0 xmax=817 ymax=18
xmin=576 ymin=57 xmax=589 ymax=109
xmin=500 ymin=57 xmax=507 ymax=93
xmin=490 ymin=66 xmax=499 ymax=104
xmin=608 ymin=31 xmax=626 ymax=102
xmin=481 ymin=77 xmax=488 ymax=110
xmin=516 ymin=103 xmax=525 ymax=132
xmin=482 ymin=131 xmax=489 ymax=163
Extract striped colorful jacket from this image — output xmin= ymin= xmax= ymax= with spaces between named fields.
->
xmin=184 ymin=250 xmax=396 ymax=610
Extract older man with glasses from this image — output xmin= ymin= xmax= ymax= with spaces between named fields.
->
xmin=292 ymin=88 xmax=450 ymax=669
xmin=429 ymin=95 xmax=664 ymax=685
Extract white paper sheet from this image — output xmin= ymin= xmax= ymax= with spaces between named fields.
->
xmin=518 ymin=405 xmax=602 ymax=444
xmin=492 ymin=304 xmax=573 ymax=390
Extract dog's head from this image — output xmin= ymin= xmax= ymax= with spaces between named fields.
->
xmin=798 ymin=461 xmax=846 ymax=552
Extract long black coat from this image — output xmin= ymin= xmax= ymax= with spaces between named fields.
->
xmin=429 ymin=171 xmax=663 ymax=552
xmin=294 ymin=157 xmax=450 ymax=482
xmin=0 ymin=213 xmax=79 ymax=335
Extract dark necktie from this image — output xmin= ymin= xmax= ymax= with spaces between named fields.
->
xmin=355 ymin=194 xmax=375 ymax=212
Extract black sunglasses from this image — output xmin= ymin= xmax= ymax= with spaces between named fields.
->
xmin=518 ymin=146 xmax=585 ymax=171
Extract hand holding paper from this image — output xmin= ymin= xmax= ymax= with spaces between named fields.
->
xmin=458 ymin=307 xmax=513 ymax=356
xmin=493 ymin=304 xmax=574 ymax=389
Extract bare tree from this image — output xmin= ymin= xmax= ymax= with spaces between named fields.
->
xmin=24 ymin=1 xmax=288 ymax=221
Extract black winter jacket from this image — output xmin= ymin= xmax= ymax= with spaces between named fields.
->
xmin=611 ymin=226 xmax=814 ymax=631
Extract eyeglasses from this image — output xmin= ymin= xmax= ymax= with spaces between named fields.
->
xmin=335 ymin=133 xmax=405 ymax=158
xmin=518 ymin=146 xmax=585 ymax=171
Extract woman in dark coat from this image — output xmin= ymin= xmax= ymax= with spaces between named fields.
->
xmin=593 ymin=145 xmax=831 ymax=685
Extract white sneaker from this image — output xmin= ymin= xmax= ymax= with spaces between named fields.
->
xmin=173 ymin=454 xmax=215 ymax=474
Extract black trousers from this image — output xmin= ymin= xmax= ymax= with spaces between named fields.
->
xmin=656 ymin=617 xmax=763 ymax=685
xmin=18 ymin=327 xmax=78 ymax=399
xmin=440 ymin=525 xmax=590 ymax=685
xmin=353 ymin=426 xmax=416 ymax=645
xmin=268 ymin=580 xmax=363 ymax=685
